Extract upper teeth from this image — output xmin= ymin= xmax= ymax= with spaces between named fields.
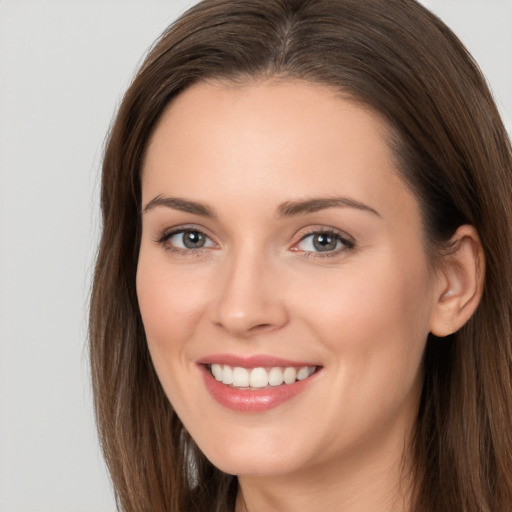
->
xmin=210 ymin=364 xmax=316 ymax=388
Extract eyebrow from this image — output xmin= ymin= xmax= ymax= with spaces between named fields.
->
xmin=143 ymin=195 xmax=217 ymax=217
xmin=142 ymin=195 xmax=380 ymax=218
xmin=277 ymin=197 xmax=380 ymax=217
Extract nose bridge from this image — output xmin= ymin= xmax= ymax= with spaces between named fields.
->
xmin=212 ymin=239 xmax=288 ymax=336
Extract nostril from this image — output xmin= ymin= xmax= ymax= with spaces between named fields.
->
xmin=214 ymin=320 xmax=279 ymax=337
xmin=248 ymin=323 xmax=274 ymax=333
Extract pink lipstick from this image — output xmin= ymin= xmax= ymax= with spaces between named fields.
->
xmin=197 ymin=354 xmax=321 ymax=412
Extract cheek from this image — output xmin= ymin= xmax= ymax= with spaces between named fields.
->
xmin=296 ymin=251 xmax=433 ymax=393
xmin=296 ymin=262 xmax=432 ymax=449
xmin=136 ymin=251 xmax=209 ymax=349
xmin=135 ymin=250 xmax=210 ymax=411
xmin=302 ymin=254 xmax=431 ymax=335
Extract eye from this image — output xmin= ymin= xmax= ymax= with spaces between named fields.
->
xmin=158 ymin=228 xmax=216 ymax=252
xmin=294 ymin=231 xmax=354 ymax=254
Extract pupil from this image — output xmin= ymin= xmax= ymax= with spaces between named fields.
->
xmin=313 ymin=233 xmax=337 ymax=252
xmin=184 ymin=231 xmax=205 ymax=248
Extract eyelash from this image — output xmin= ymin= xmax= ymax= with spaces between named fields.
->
xmin=155 ymin=226 xmax=355 ymax=258
xmin=293 ymin=229 xmax=355 ymax=258
xmin=156 ymin=226 xmax=215 ymax=256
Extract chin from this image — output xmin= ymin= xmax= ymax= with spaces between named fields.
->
xmin=196 ymin=436 xmax=307 ymax=477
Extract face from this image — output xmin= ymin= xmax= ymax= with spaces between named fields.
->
xmin=137 ymin=80 xmax=438 ymax=479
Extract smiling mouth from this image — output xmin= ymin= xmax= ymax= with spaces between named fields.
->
xmin=209 ymin=364 xmax=318 ymax=389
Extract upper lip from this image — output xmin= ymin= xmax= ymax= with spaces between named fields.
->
xmin=196 ymin=354 xmax=320 ymax=368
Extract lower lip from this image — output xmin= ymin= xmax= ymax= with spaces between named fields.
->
xmin=201 ymin=366 xmax=319 ymax=412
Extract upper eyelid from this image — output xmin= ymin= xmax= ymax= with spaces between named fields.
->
xmin=156 ymin=224 xmax=214 ymax=242
xmin=294 ymin=226 xmax=355 ymax=244
xmin=290 ymin=228 xmax=356 ymax=257
xmin=156 ymin=227 xmax=217 ymax=254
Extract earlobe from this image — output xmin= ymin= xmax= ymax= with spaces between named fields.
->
xmin=429 ymin=225 xmax=485 ymax=337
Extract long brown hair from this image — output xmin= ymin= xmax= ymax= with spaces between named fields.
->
xmin=89 ymin=1 xmax=512 ymax=510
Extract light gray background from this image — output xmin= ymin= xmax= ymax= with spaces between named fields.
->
xmin=0 ymin=1 xmax=510 ymax=511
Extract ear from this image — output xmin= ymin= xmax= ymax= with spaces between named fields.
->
xmin=429 ymin=225 xmax=485 ymax=337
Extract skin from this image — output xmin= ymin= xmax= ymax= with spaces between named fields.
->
xmin=136 ymin=80 xmax=484 ymax=512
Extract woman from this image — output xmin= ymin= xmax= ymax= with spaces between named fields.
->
xmin=89 ymin=0 xmax=512 ymax=510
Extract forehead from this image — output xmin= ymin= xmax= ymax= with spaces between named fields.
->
xmin=142 ymin=79 xmax=412 ymax=220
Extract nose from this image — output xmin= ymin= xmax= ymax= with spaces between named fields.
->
xmin=211 ymin=248 xmax=289 ymax=338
